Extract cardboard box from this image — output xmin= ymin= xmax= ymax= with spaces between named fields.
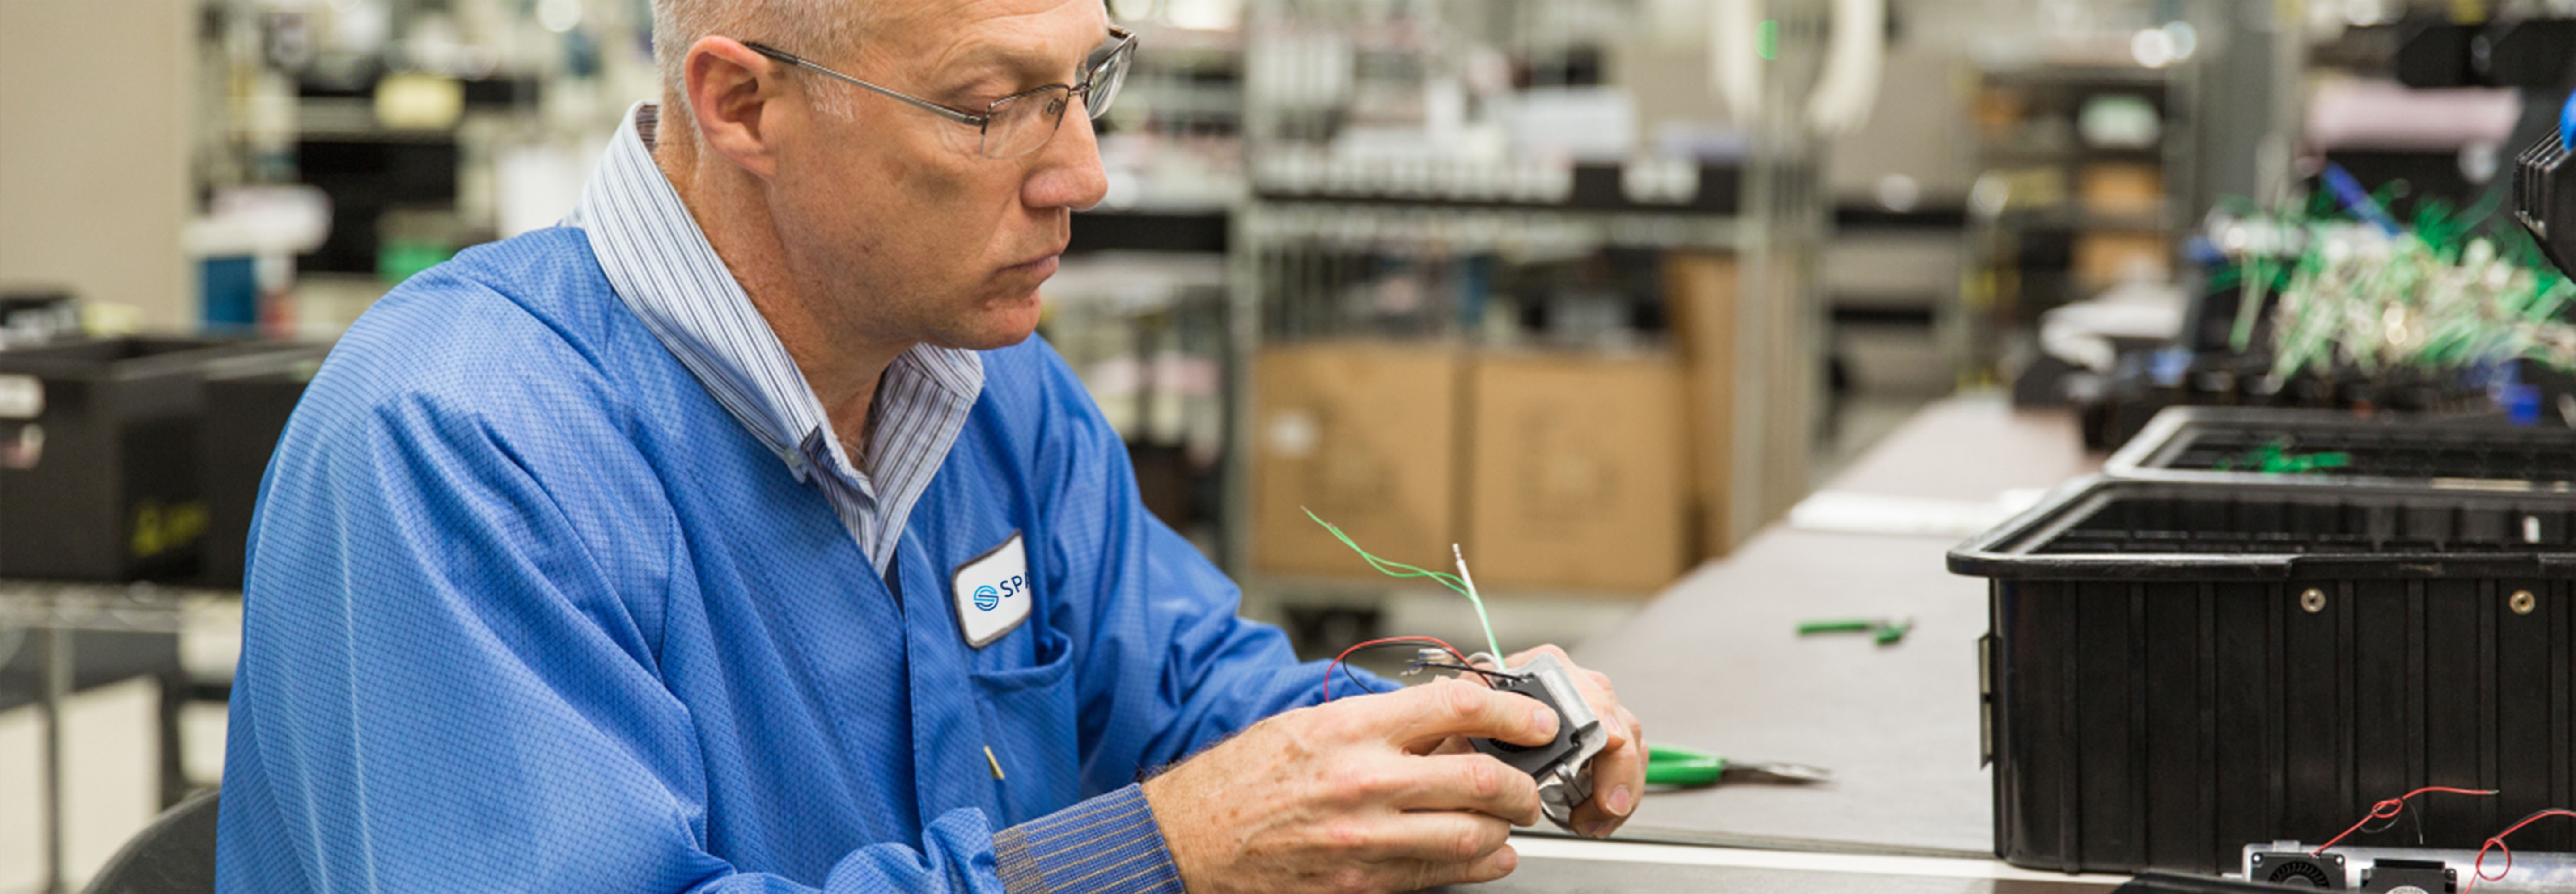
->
xmin=2073 ymin=231 xmax=2170 ymax=287
xmin=1252 ymin=342 xmax=1462 ymax=577
xmin=1662 ymin=252 xmax=1737 ymax=559
xmin=1463 ymin=353 xmax=1687 ymax=593
xmin=2077 ymin=163 xmax=2162 ymax=217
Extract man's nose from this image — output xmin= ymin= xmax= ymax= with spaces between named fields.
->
xmin=1024 ymin=106 xmax=1109 ymax=212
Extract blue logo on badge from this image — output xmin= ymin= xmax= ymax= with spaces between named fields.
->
xmin=974 ymin=584 xmax=1000 ymax=611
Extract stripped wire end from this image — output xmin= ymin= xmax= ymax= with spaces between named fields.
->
xmin=1295 ymin=507 xmax=1504 ymax=659
xmin=1452 ymin=544 xmax=1501 ymax=661
xmin=1399 ymin=647 xmax=1453 ymax=676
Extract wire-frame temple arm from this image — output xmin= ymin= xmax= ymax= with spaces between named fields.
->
xmin=741 ymin=42 xmax=989 ymax=127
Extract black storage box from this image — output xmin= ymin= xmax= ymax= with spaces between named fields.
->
xmin=2106 ymin=406 xmax=2576 ymax=489
xmin=0 ymin=338 xmax=321 ymax=582
xmin=200 ymin=358 xmax=323 ymax=589
xmin=1950 ymin=477 xmax=2576 ymax=875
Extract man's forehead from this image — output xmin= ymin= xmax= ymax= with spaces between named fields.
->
xmin=873 ymin=0 xmax=1110 ymax=64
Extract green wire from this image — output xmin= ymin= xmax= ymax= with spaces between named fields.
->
xmin=1303 ymin=508 xmax=1503 ymax=660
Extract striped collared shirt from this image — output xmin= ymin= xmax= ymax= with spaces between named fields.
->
xmin=568 ymin=102 xmax=981 ymax=574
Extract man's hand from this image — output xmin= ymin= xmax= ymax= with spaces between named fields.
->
xmin=1142 ymin=677 xmax=1560 ymax=892
xmin=1501 ymin=645 xmax=1644 ymax=839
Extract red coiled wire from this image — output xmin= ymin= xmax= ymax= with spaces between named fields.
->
xmin=2311 ymin=786 xmax=2500 ymax=855
xmin=2467 ymin=809 xmax=2576 ymax=890
xmin=1322 ymin=636 xmax=1469 ymax=701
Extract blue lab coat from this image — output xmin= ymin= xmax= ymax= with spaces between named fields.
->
xmin=215 ymin=228 xmax=1377 ymax=891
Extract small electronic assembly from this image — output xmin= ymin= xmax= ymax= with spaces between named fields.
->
xmin=2239 ymin=841 xmax=2576 ymax=892
xmin=1402 ymin=649 xmax=1609 ymax=831
xmin=2234 ymin=789 xmax=2576 ymax=890
xmin=1304 ymin=509 xmax=1609 ymax=833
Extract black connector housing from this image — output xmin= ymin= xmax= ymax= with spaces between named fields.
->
xmin=2360 ymin=857 xmax=2454 ymax=893
xmin=1470 ymin=672 xmax=1579 ymax=778
xmin=2248 ymin=850 xmax=2345 ymax=889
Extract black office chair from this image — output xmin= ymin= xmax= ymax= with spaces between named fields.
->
xmin=85 ymin=788 xmax=219 ymax=894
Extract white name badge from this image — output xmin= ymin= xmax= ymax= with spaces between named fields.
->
xmin=952 ymin=532 xmax=1030 ymax=648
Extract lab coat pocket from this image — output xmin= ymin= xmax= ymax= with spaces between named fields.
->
xmin=968 ymin=621 xmax=1079 ymax=825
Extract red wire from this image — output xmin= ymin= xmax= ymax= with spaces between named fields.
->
xmin=1322 ymin=636 xmax=1468 ymax=701
xmin=2311 ymin=786 xmax=2500 ymax=855
xmin=2467 ymin=809 xmax=2576 ymax=891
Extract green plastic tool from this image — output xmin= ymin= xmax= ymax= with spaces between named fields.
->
xmin=1644 ymin=743 xmax=1831 ymax=788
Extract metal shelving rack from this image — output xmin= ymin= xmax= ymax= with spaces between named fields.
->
xmin=0 ymin=581 xmax=233 ymax=894
xmin=1216 ymin=0 xmax=1835 ymax=635
xmin=1962 ymin=53 xmax=2200 ymax=383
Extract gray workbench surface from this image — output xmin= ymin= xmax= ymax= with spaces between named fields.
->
xmin=1441 ymin=834 xmax=2127 ymax=892
xmin=1565 ymin=397 xmax=2097 ymax=856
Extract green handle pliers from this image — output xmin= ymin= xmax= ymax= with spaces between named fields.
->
xmin=1644 ymin=743 xmax=1832 ymax=788
xmin=1797 ymin=617 xmax=1913 ymax=645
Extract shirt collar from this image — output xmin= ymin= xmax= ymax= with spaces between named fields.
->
xmin=569 ymin=102 xmax=984 ymax=483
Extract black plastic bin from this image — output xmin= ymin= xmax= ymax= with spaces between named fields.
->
xmin=2106 ymin=406 xmax=2576 ymax=489
xmin=1949 ymin=477 xmax=2576 ymax=875
xmin=0 ymin=338 xmax=321 ymax=582
xmin=199 ymin=358 xmax=324 ymax=589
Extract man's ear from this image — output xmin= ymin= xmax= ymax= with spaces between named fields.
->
xmin=682 ymin=36 xmax=785 ymax=179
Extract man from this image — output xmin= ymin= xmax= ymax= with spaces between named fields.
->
xmin=216 ymin=0 xmax=1646 ymax=890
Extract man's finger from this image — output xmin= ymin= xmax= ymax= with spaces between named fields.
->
xmin=1460 ymin=842 xmax=1522 ymax=885
xmin=1568 ymin=724 xmax=1646 ymax=837
xmin=1375 ymin=677 xmax=1560 ymax=748
xmin=1395 ymin=842 xmax=1521 ymax=890
xmin=1556 ymin=659 xmax=1626 ymax=747
xmin=1391 ymin=753 xmax=1543 ymax=825
xmin=1543 ymin=654 xmax=1642 ymax=838
xmin=1363 ymin=807 xmax=1517 ymax=865
xmin=1407 ymin=734 xmax=1478 ymax=757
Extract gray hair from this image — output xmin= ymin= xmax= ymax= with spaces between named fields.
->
xmin=651 ymin=0 xmax=877 ymax=131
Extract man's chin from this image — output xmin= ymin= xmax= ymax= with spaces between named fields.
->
xmin=945 ymin=326 xmax=1039 ymax=352
xmin=935 ymin=294 xmax=1045 ymax=351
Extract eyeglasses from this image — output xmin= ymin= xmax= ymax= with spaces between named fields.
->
xmin=743 ymin=27 xmax=1135 ymax=160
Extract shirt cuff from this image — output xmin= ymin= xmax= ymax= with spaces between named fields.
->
xmin=991 ymin=784 xmax=1186 ymax=894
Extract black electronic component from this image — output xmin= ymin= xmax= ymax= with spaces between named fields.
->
xmin=2359 ymin=858 xmax=2453 ymax=894
xmin=1469 ymin=671 xmax=1580 ymax=776
xmin=2248 ymin=850 xmax=2346 ymax=889
xmin=2515 ymin=125 xmax=2576 ymax=281
xmin=1460 ymin=651 xmax=1606 ymax=831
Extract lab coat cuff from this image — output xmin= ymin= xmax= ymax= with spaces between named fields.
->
xmin=990 ymin=784 xmax=1185 ymax=894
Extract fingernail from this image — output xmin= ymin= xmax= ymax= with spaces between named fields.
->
xmin=1609 ymin=785 xmax=1634 ymax=816
xmin=1532 ymin=706 xmax=1558 ymax=735
xmin=1579 ymin=820 xmax=1606 ymax=839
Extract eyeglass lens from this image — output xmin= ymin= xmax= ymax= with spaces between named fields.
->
xmin=979 ymin=38 xmax=1133 ymax=159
